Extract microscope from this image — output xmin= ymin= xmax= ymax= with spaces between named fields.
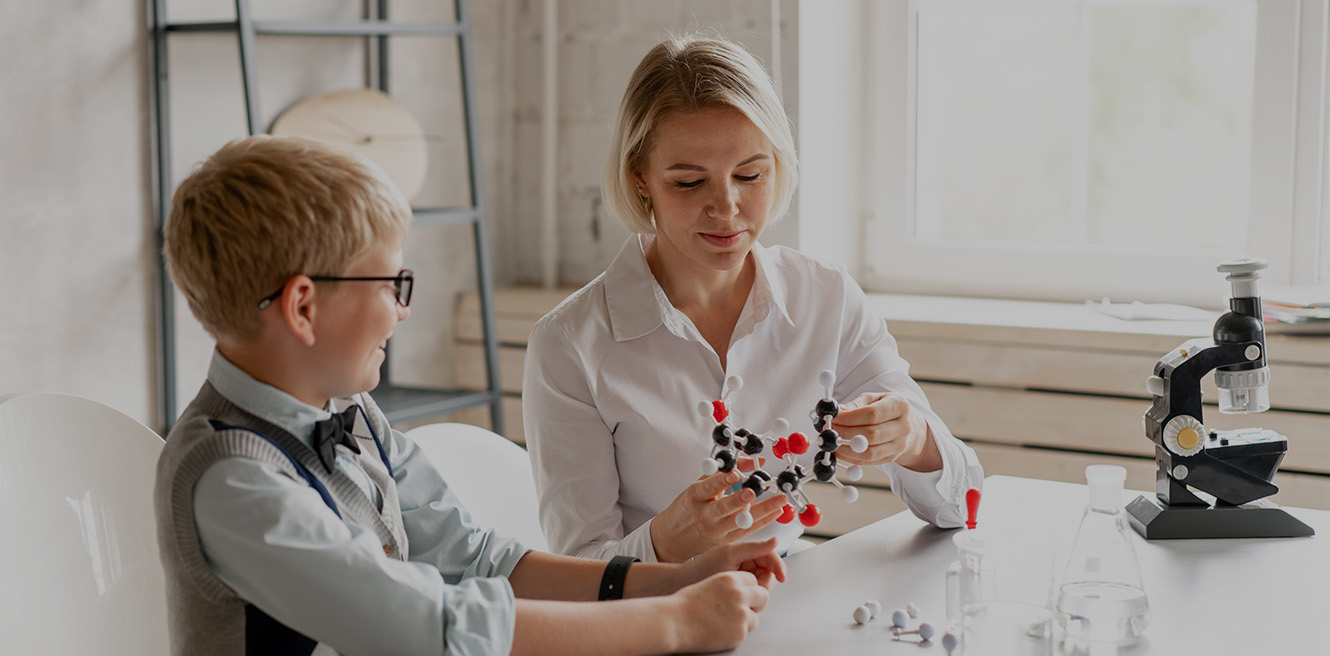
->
xmin=1126 ymin=258 xmax=1315 ymax=539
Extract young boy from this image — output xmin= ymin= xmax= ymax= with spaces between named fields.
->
xmin=155 ymin=135 xmax=785 ymax=656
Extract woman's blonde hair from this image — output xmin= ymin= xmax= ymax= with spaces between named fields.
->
xmin=603 ymin=34 xmax=799 ymax=234
xmin=164 ymin=135 xmax=412 ymax=341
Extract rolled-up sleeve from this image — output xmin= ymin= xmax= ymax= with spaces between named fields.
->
xmin=832 ymin=269 xmax=985 ymax=528
xmin=195 ymin=457 xmax=520 ymax=656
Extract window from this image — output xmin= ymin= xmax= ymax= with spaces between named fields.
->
xmin=860 ymin=0 xmax=1329 ymax=306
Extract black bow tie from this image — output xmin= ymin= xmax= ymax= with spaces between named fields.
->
xmin=312 ymin=406 xmax=362 ymax=472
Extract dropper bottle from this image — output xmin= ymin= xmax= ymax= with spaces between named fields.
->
xmin=944 ymin=489 xmax=984 ymax=632
xmin=1056 ymin=466 xmax=1150 ymax=643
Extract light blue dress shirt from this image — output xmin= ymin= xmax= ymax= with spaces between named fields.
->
xmin=194 ymin=350 xmax=529 ymax=655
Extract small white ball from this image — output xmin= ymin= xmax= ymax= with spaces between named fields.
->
xmin=864 ymin=600 xmax=882 ymax=618
xmin=852 ymin=605 xmax=872 ymax=625
xmin=698 ymin=401 xmax=713 ymax=417
xmin=701 ymin=458 xmax=718 ymax=475
xmin=906 ymin=602 xmax=920 ymax=618
xmin=846 ymin=465 xmax=863 ymax=481
xmin=818 ymin=369 xmax=835 ymax=388
xmin=850 ymin=434 xmax=869 ymax=453
xmin=726 ymin=374 xmax=744 ymax=391
xmin=917 ymin=622 xmax=935 ymax=641
xmin=841 ymin=486 xmax=859 ymax=503
xmin=735 ymin=510 xmax=753 ymax=529
xmin=891 ymin=609 xmax=909 ymax=628
xmin=770 ymin=417 xmax=789 ymax=434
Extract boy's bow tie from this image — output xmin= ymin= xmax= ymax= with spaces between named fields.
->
xmin=312 ymin=406 xmax=362 ymax=472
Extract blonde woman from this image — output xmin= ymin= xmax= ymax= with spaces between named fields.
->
xmin=525 ymin=34 xmax=984 ymax=564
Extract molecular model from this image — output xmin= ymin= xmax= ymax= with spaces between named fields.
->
xmin=699 ymin=370 xmax=869 ymax=529
xmin=851 ymin=600 xmax=957 ymax=653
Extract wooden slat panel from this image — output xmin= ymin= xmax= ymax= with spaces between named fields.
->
xmin=899 ymin=339 xmax=1330 ymax=412
xmin=429 ymin=395 xmax=527 ymax=444
xmin=457 ymin=315 xmax=543 ymax=345
xmin=921 ymin=383 xmax=1330 ymax=474
xmin=1265 ymin=470 xmax=1330 ymax=510
xmin=457 ymin=287 xmax=575 ymax=317
xmin=966 ymin=442 xmax=1330 ymax=511
xmin=845 ymin=463 xmax=893 ymax=488
xmin=455 ymin=344 xmax=526 ymax=394
xmin=968 ymin=443 xmax=1157 ymax=494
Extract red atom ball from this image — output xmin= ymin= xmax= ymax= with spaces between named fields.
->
xmin=799 ymin=505 xmax=822 ymax=527
xmin=787 ymin=432 xmax=810 ymax=455
xmin=712 ymin=400 xmax=729 ymax=423
xmin=777 ymin=504 xmax=796 ymax=524
xmin=772 ymin=438 xmax=789 ymax=460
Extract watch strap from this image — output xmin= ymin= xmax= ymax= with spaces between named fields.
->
xmin=598 ymin=555 xmax=640 ymax=601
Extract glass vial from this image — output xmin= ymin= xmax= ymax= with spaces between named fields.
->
xmin=1056 ymin=465 xmax=1150 ymax=643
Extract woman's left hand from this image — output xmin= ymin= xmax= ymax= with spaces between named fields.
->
xmin=830 ymin=392 xmax=943 ymax=471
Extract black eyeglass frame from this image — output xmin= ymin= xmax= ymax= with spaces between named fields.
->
xmin=257 ymin=269 xmax=414 ymax=310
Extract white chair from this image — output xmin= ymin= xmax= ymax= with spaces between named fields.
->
xmin=0 ymin=392 xmax=169 ymax=655
xmin=405 ymin=422 xmax=549 ymax=551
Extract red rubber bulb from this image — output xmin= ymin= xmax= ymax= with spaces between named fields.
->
xmin=776 ymin=504 xmax=796 ymax=524
xmin=787 ymin=432 xmax=810 ymax=455
xmin=798 ymin=504 xmax=822 ymax=527
xmin=772 ymin=437 xmax=789 ymax=460
xmin=711 ymin=400 xmax=729 ymax=423
xmin=965 ymin=488 xmax=982 ymax=529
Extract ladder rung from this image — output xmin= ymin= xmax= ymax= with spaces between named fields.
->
xmin=164 ymin=20 xmax=465 ymax=37
xmin=413 ymin=207 xmax=481 ymax=226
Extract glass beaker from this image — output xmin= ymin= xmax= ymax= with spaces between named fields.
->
xmin=1055 ymin=465 xmax=1150 ymax=644
xmin=945 ymin=528 xmax=1055 ymax=656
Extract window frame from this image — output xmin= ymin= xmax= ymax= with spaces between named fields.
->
xmin=855 ymin=0 xmax=1328 ymax=307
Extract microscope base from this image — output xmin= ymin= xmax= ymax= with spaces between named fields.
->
xmin=1127 ymin=495 xmax=1315 ymax=539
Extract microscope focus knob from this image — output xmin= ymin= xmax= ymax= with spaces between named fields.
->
xmin=1145 ymin=375 xmax=1165 ymax=397
xmin=1163 ymin=415 xmax=1207 ymax=456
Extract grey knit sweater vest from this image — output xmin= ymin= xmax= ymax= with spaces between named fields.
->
xmin=154 ymin=383 xmax=408 ymax=656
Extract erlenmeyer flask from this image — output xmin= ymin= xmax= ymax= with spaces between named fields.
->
xmin=1056 ymin=465 xmax=1150 ymax=643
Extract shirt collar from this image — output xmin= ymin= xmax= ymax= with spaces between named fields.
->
xmin=749 ymin=242 xmax=795 ymax=329
xmin=602 ymin=235 xmax=795 ymax=342
xmin=603 ymin=234 xmax=670 ymax=342
xmin=207 ymin=348 xmax=333 ymax=449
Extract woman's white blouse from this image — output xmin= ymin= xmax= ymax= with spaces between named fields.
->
xmin=524 ymin=235 xmax=984 ymax=561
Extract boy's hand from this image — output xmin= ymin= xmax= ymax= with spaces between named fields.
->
xmin=649 ymin=461 xmax=787 ymax=563
xmin=832 ymin=392 xmax=942 ymax=472
xmin=681 ymin=537 xmax=786 ymax=591
xmin=669 ymin=571 xmax=770 ymax=653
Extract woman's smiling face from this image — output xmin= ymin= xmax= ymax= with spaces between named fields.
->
xmin=635 ymin=106 xmax=776 ymax=275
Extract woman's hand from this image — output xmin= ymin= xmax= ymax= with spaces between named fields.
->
xmin=831 ymin=393 xmax=943 ymax=472
xmin=649 ymin=465 xmax=789 ymax=563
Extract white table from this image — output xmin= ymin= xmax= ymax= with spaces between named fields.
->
xmin=728 ymin=476 xmax=1329 ymax=655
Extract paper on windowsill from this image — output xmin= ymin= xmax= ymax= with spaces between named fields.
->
xmin=1085 ymin=297 xmax=1215 ymax=322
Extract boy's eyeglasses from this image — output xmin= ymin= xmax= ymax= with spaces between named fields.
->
xmin=257 ymin=269 xmax=414 ymax=310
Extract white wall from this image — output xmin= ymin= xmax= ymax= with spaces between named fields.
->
xmin=503 ymin=0 xmax=795 ymax=286
xmin=1 ymin=0 xmax=157 ymax=422
xmin=0 ymin=0 xmax=797 ymax=429
xmin=796 ymin=0 xmax=865 ymax=275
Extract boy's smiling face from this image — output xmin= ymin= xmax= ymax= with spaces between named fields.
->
xmin=308 ymin=240 xmax=411 ymax=401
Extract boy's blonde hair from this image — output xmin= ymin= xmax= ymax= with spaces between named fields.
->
xmin=603 ymin=34 xmax=799 ymax=234
xmin=165 ymin=135 xmax=412 ymax=341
